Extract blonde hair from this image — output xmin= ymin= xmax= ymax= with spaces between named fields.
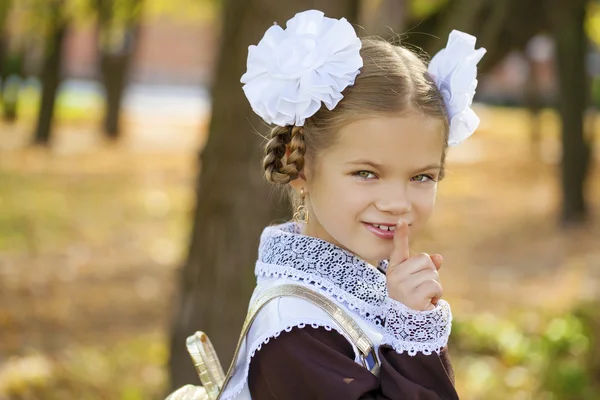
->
xmin=263 ymin=38 xmax=449 ymax=186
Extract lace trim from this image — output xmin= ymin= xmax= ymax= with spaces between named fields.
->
xmin=256 ymin=222 xmax=388 ymax=326
xmin=381 ymin=298 xmax=452 ymax=356
xmin=256 ymin=262 xmax=384 ymax=327
xmin=254 ymin=222 xmax=453 ymax=357
xmin=220 ymin=321 xmax=360 ymax=400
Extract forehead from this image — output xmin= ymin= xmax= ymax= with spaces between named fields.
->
xmin=326 ymin=114 xmax=445 ymax=166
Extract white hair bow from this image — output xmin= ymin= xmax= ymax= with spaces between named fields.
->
xmin=241 ymin=11 xmax=486 ymax=147
xmin=240 ymin=10 xmax=362 ymax=127
xmin=428 ymin=30 xmax=487 ymax=146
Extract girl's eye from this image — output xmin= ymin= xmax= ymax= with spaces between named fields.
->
xmin=412 ymin=174 xmax=437 ymax=183
xmin=354 ymin=170 xmax=377 ymax=179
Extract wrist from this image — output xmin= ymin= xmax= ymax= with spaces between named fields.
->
xmin=381 ymin=296 xmax=452 ymax=356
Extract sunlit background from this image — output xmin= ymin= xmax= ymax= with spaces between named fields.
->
xmin=0 ymin=0 xmax=599 ymax=399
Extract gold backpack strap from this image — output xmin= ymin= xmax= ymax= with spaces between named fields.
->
xmin=215 ymin=283 xmax=380 ymax=398
xmin=185 ymin=332 xmax=226 ymax=399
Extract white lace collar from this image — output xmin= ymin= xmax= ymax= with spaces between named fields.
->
xmin=255 ymin=222 xmax=390 ymax=327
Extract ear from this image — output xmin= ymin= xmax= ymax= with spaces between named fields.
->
xmin=289 ymin=155 xmax=312 ymax=193
xmin=289 ymin=172 xmax=307 ymax=192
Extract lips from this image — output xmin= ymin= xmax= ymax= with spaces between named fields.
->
xmin=363 ymin=222 xmax=396 ymax=239
xmin=369 ymin=223 xmax=396 ymax=232
xmin=362 ymin=222 xmax=412 ymax=240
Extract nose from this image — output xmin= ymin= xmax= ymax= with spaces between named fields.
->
xmin=374 ymin=184 xmax=411 ymax=216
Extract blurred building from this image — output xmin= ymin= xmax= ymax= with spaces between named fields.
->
xmin=63 ymin=16 xmax=218 ymax=86
xmin=477 ymin=35 xmax=558 ymax=106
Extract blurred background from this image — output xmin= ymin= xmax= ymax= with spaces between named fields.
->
xmin=0 ymin=0 xmax=599 ymax=399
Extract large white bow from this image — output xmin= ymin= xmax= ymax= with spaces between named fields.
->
xmin=240 ymin=10 xmax=362 ymax=126
xmin=428 ymin=30 xmax=487 ymax=146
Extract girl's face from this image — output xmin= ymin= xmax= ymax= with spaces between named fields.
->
xmin=294 ymin=114 xmax=445 ymax=266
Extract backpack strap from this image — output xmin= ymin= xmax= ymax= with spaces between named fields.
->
xmin=214 ymin=283 xmax=380 ymax=398
xmin=185 ymin=284 xmax=380 ymax=400
xmin=184 ymin=284 xmax=380 ymax=400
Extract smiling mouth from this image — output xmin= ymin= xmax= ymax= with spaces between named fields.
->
xmin=368 ymin=223 xmax=396 ymax=232
xmin=363 ymin=222 xmax=412 ymax=239
xmin=365 ymin=223 xmax=413 ymax=231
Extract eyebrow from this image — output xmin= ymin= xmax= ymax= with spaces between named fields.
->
xmin=347 ymin=159 xmax=442 ymax=173
xmin=417 ymin=164 xmax=443 ymax=172
xmin=347 ymin=159 xmax=384 ymax=169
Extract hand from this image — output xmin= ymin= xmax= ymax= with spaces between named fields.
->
xmin=386 ymin=220 xmax=444 ymax=311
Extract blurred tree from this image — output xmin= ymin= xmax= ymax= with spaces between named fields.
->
xmin=0 ymin=0 xmax=10 ymax=87
xmin=94 ymin=0 xmax=143 ymax=139
xmin=0 ymin=49 xmax=24 ymax=122
xmin=523 ymin=35 xmax=554 ymax=160
xmin=405 ymin=0 xmax=548 ymax=73
xmin=359 ymin=0 xmax=406 ymax=38
xmin=553 ymin=0 xmax=591 ymax=225
xmin=588 ymin=1 xmax=600 ymax=47
xmin=144 ymin=0 xmax=218 ymax=22
xmin=524 ymin=48 xmax=543 ymax=160
xmin=33 ymin=0 xmax=68 ymax=145
xmin=168 ymin=0 xmax=360 ymax=390
xmin=0 ymin=0 xmax=24 ymax=123
xmin=404 ymin=0 xmax=593 ymax=225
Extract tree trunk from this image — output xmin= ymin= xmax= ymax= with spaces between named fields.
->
xmin=34 ymin=19 xmax=67 ymax=146
xmin=554 ymin=1 xmax=590 ymax=225
xmin=0 ymin=37 xmax=5 ymax=103
xmin=2 ymin=50 xmax=25 ymax=123
xmin=359 ymin=0 xmax=406 ymax=38
xmin=168 ymin=0 xmax=359 ymax=391
xmin=0 ymin=0 xmax=11 ymax=93
xmin=408 ymin=0 xmax=551 ymax=74
xmin=99 ymin=25 xmax=139 ymax=139
xmin=524 ymin=53 xmax=542 ymax=160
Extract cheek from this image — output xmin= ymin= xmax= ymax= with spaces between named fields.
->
xmin=325 ymin=175 xmax=372 ymax=210
xmin=309 ymin=173 xmax=366 ymax=220
xmin=413 ymin=186 xmax=437 ymax=218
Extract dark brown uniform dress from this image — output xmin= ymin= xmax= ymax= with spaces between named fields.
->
xmin=248 ymin=326 xmax=458 ymax=399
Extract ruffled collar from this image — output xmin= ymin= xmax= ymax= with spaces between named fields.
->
xmin=255 ymin=222 xmax=389 ymax=326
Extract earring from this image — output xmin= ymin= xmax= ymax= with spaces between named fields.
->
xmin=293 ymin=188 xmax=309 ymax=224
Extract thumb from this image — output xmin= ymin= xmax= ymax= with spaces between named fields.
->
xmin=430 ymin=254 xmax=443 ymax=271
xmin=389 ymin=220 xmax=410 ymax=267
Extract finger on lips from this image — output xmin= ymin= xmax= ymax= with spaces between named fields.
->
xmin=387 ymin=218 xmax=445 ymax=311
xmin=389 ymin=220 xmax=410 ymax=267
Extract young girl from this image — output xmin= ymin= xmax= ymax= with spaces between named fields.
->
xmin=223 ymin=9 xmax=485 ymax=400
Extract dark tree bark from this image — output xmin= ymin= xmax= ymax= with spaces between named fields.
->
xmin=0 ymin=0 xmax=19 ymax=122
xmin=168 ymin=0 xmax=359 ymax=391
xmin=1 ymin=49 xmax=25 ymax=123
xmin=33 ymin=4 xmax=67 ymax=146
xmin=407 ymin=0 xmax=548 ymax=73
xmin=553 ymin=0 xmax=590 ymax=225
xmin=99 ymin=27 xmax=139 ymax=139
xmin=0 ymin=38 xmax=5 ymax=104
xmin=0 ymin=0 xmax=11 ymax=86
xmin=524 ymin=52 xmax=543 ymax=159
xmin=359 ymin=0 xmax=406 ymax=38
xmin=96 ymin=0 xmax=142 ymax=139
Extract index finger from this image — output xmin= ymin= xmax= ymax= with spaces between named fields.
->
xmin=389 ymin=220 xmax=410 ymax=266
